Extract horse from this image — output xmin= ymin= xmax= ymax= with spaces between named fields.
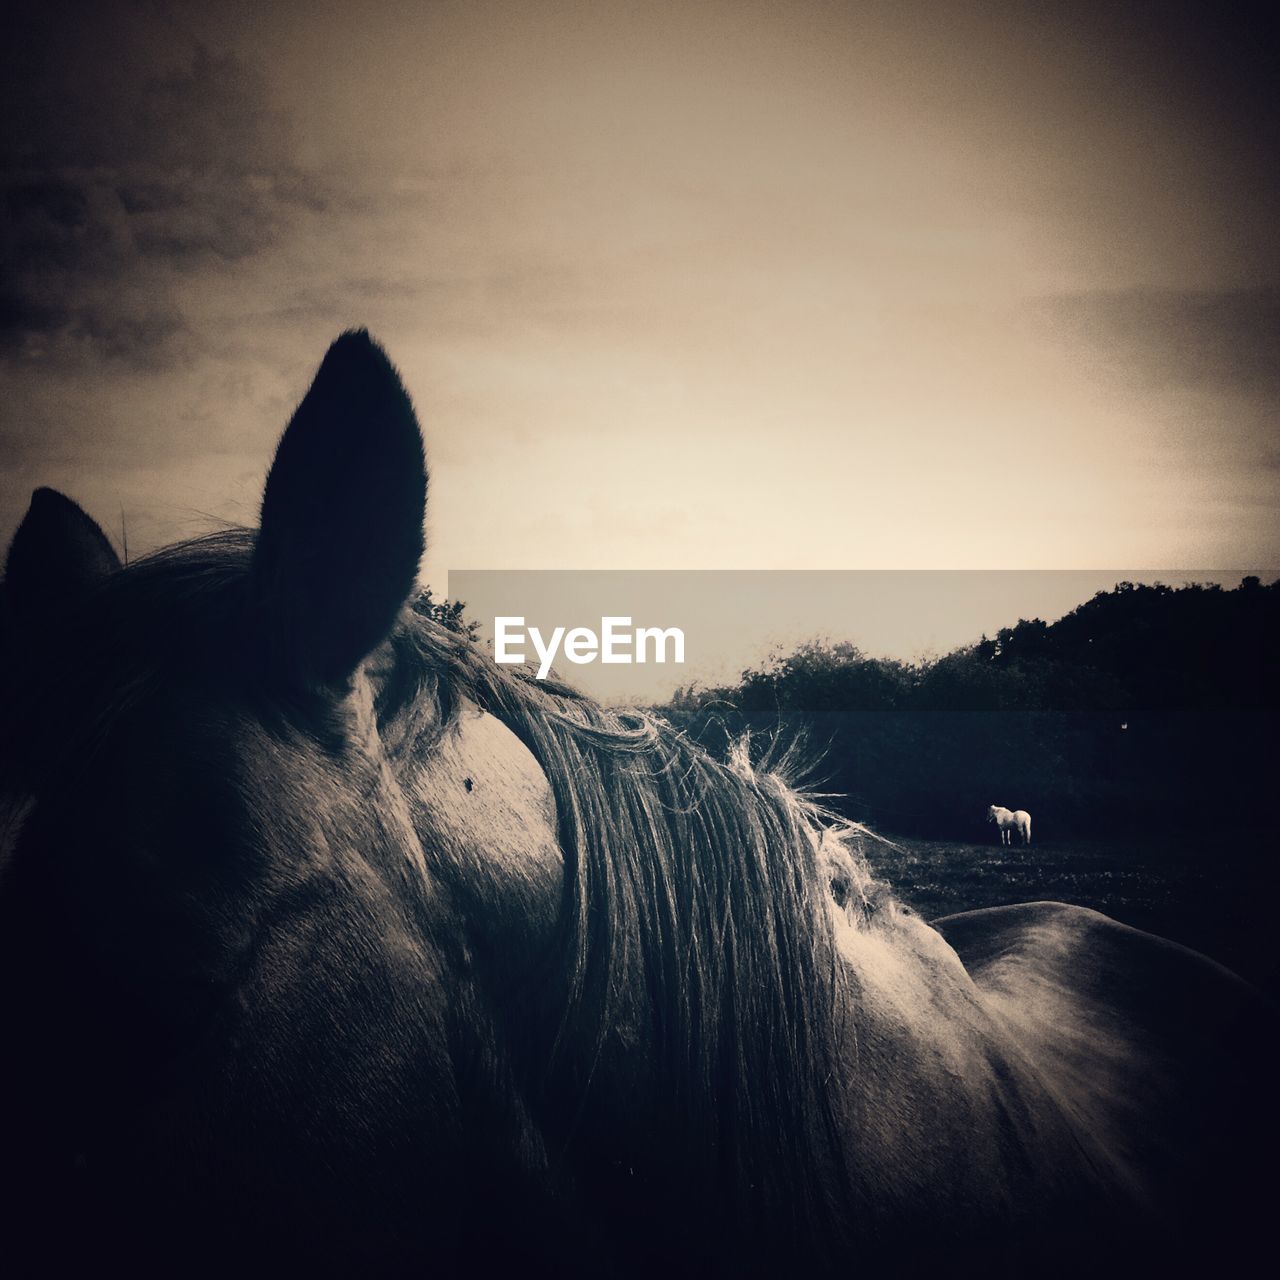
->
xmin=0 ymin=332 xmax=1271 ymax=1278
xmin=989 ymin=803 xmax=1032 ymax=845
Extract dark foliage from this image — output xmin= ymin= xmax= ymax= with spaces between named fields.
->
xmin=412 ymin=586 xmax=479 ymax=640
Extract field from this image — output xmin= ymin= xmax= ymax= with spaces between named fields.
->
xmin=860 ymin=831 xmax=1278 ymax=998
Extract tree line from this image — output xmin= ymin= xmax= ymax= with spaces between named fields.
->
xmin=654 ymin=578 xmax=1278 ymax=840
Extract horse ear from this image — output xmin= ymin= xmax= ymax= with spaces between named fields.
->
xmin=4 ymin=488 xmax=121 ymax=620
xmin=252 ymin=330 xmax=427 ymax=687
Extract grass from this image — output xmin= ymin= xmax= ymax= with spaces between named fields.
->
xmin=859 ymin=830 xmax=1279 ymax=998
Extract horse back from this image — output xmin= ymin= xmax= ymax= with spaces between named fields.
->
xmin=934 ymin=902 xmax=1274 ymax=1272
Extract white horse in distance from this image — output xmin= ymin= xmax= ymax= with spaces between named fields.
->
xmin=988 ymin=805 xmax=1031 ymax=846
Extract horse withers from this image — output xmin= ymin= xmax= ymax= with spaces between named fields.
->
xmin=989 ymin=802 xmax=1032 ymax=845
xmin=0 ymin=333 xmax=1271 ymax=1277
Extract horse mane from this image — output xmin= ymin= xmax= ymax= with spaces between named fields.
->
xmin=394 ymin=607 xmax=881 ymax=1261
xmin=2 ymin=527 xmax=889 ymax=1263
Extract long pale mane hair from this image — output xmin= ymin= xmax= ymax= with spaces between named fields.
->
xmin=393 ymin=595 xmax=884 ymax=1262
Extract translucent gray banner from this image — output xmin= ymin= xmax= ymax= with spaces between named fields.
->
xmin=445 ymin=569 xmax=1272 ymax=704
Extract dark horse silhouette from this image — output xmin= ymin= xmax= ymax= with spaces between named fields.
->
xmin=0 ymin=333 xmax=1271 ymax=1277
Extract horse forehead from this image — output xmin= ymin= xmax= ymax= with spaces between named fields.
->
xmin=417 ymin=699 xmax=558 ymax=839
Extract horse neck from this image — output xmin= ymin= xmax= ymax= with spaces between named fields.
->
xmin=828 ymin=915 xmax=1120 ymax=1232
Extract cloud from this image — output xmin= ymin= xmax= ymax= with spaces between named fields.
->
xmin=1029 ymin=286 xmax=1280 ymax=497
xmin=1031 ymin=287 xmax=1280 ymax=398
xmin=1 ymin=29 xmax=325 ymax=371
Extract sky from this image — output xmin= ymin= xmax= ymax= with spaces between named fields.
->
xmin=2 ymin=0 xmax=1277 ymax=633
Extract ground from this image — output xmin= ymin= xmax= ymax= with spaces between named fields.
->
xmin=861 ymin=831 xmax=1278 ymax=998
